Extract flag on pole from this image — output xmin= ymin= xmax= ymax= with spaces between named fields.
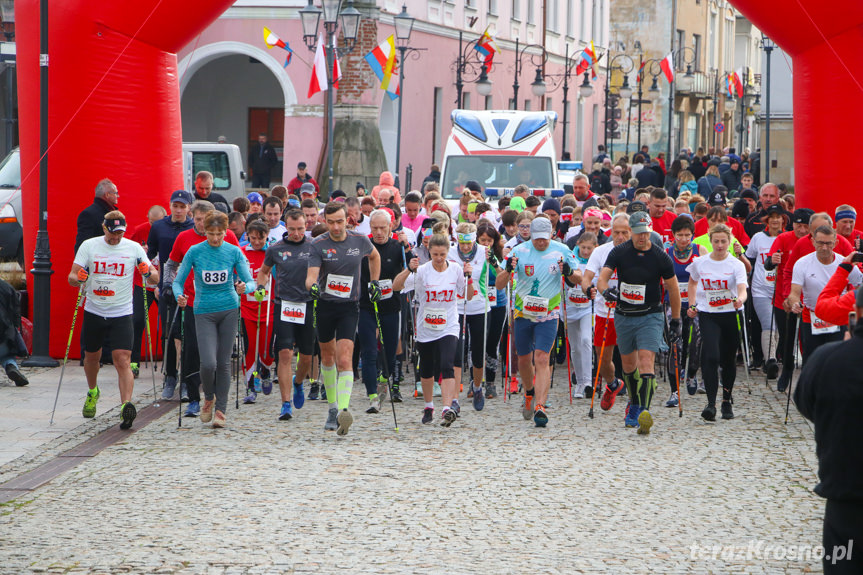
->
xmin=660 ymin=52 xmax=675 ymax=83
xmin=636 ymin=60 xmax=646 ymax=83
xmin=474 ymin=26 xmax=500 ymax=72
xmin=732 ymin=68 xmax=744 ymax=98
xmin=364 ymin=35 xmax=400 ymax=100
xmin=332 ymin=36 xmax=342 ymax=89
xmin=263 ymin=27 xmax=293 ymax=67
xmin=308 ymin=34 xmax=328 ymax=98
xmin=575 ymin=43 xmax=596 ymax=76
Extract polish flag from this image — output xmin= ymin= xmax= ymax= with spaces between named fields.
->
xmin=732 ymin=68 xmax=744 ymax=98
xmin=308 ymin=34 xmax=328 ymax=98
xmin=660 ymin=52 xmax=675 ymax=83
xmin=332 ymin=36 xmax=342 ymax=89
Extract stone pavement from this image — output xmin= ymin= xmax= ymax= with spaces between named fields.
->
xmin=0 ymin=362 xmax=827 ymax=574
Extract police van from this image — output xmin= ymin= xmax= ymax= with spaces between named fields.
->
xmin=439 ymin=110 xmax=564 ymax=204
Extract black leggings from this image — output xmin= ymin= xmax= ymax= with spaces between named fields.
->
xmin=458 ymin=309 xmax=507 ymax=372
xmin=699 ymin=311 xmax=740 ymax=406
xmin=418 ymin=336 xmax=457 ymax=380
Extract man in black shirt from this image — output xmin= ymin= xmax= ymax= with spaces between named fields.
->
xmin=597 ymin=211 xmax=682 ymax=435
xmin=193 ymin=171 xmax=230 ymax=214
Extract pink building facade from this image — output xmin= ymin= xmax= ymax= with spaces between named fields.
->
xmin=177 ymin=0 xmax=610 ymax=192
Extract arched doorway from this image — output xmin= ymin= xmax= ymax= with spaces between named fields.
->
xmin=178 ymin=42 xmax=297 ymax=185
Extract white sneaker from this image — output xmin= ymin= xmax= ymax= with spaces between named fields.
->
xmin=697 ymin=379 xmax=706 ymax=394
xmin=665 ymin=391 xmax=679 ymax=407
xmin=366 ymin=395 xmax=381 ymax=414
xmin=574 ymin=382 xmax=586 ymax=399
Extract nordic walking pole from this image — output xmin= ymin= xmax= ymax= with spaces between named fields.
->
xmin=235 ymin=305 xmax=242 ymax=409
xmin=373 ymin=301 xmax=399 ymax=431
xmin=162 ymin=301 xmax=179 ymax=377
xmin=764 ymin=278 xmax=778 ymax=385
xmin=142 ymin=284 xmax=159 ymax=407
xmin=481 ymin=258 xmax=489 ymax=394
xmin=505 ymin=277 xmax=514 ymax=402
xmin=589 ymin=301 xmax=610 ymax=420
xmin=736 ymin=307 xmax=752 ymax=394
xmin=784 ymin=314 xmax=800 ymax=424
xmin=178 ymin=307 xmax=185 ymax=428
xmin=673 ymin=330 xmax=683 ymax=417
xmin=50 ymin=282 xmax=86 ymax=425
xmin=558 ymin=259 xmax=573 ymax=404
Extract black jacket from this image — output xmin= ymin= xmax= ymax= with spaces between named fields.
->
xmin=635 ymin=166 xmax=658 ymax=189
xmin=195 ymin=191 xmax=230 ymax=214
xmin=589 ymin=170 xmax=611 ymax=195
xmin=74 ymin=197 xmax=114 ymax=253
xmin=248 ymin=142 xmax=278 ymax=175
xmin=795 ymin=325 xmax=863 ymax=502
xmin=422 ymin=170 xmax=441 ymax=189
xmin=721 ymin=168 xmax=742 ymax=192
xmin=0 ymin=279 xmax=26 ymax=358
xmin=147 ymin=216 xmax=195 ymax=289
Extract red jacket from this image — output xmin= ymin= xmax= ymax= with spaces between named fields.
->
xmin=814 ymin=263 xmax=857 ymax=326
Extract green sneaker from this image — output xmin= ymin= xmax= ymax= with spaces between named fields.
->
xmin=82 ymin=386 xmax=100 ymax=418
xmin=130 ymin=363 xmax=139 ymax=378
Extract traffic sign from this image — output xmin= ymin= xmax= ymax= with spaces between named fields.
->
xmin=714 ymin=122 xmax=725 ymax=133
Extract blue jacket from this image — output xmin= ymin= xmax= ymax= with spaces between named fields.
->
xmin=696 ymin=174 xmax=723 ymax=197
xmin=147 ymin=215 xmax=194 ymax=288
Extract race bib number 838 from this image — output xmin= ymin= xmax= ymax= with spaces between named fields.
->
xmin=202 ymin=270 xmax=229 ymax=285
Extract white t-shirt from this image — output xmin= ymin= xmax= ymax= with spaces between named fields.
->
xmin=585 ymin=241 xmax=618 ymax=319
xmin=354 ymin=216 xmax=371 ymax=237
xmin=74 ymin=236 xmax=150 ymax=317
xmin=686 ymin=254 xmax=748 ymax=314
xmin=447 ymin=244 xmax=487 ymax=316
xmin=414 ymin=260 xmax=466 ymax=343
xmin=504 ymin=234 xmax=530 ymax=252
xmin=791 ymin=252 xmax=863 ymax=323
xmin=565 ymin=259 xmax=592 ymax=322
xmin=745 ymin=231 xmax=779 ymax=298
xmin=267 ymin=223 xmax=287 ymax=244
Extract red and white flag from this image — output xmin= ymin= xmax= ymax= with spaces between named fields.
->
xmin=660 ymin=52 xmax=675 ymax=83
xmin=308 ymin=34 xmax=328 ymax=98
xmin=332 ymin=36 xmax=342 ymax=89
xmin=732 ymin=68 xmax=744 ymax=98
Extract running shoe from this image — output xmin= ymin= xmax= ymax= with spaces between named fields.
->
xmin=336 ymin=409 xmax=353 ymax=436
xmin=324 ymin=407 xmax=338 ymax=431
xmin=130 ymin=363 xmax=139 ymax=379
xmin=162 ymin=376 xmax=177 ymax=400
xmin=637 ymin=409 xmax=654 ymax=435
xmin=180 ymin=383 xmax=189 ymax=403
xmin=119 ymin=402 xmax=137 ymax=430
xmin=701 ymin=404 xmax=717 ymax=422
xmin=485 ymin=383 xmax=498 ymax=399
xmin=293 ymin=376 xmax=305 ymax=409
xmin=686 ymin=377 xmax=698 ymax=396
xmin=321 ymin=384 xmax=328 ymax=401
xmin=600 ymin=378 xmax=623 ymax=411
xmin=721 ymin=400 xmax=734 ymax=420
xmin=574 ymin=383 xmax=585 ymax=400
xmin=366 ymin=395 xmax=381 ymax=414
xmin=213 ymin=410 xmax=226 ymax=428
xmin=243 ymin=390 xmax=257 ymax=404
xmin=522 ymin=393 xmax=534 ymax=420
xmin=441 ymin=407 xmax=456 ymax=427
xmin=624 ymin=403 xmax=639 ymax=428
xmin=279 ymin=401 xmax=293 ymax=421
xmin=5 ymin=364 xmax=28 ymax=386
xmin=308 ymin=381 xmax=320 ymax=401
xmin=665 ymin=391 xmax=679 ymax=408
xmin=184 ymin=400 xmax=200 ymax=417
xmin=392 ymin=380 xmax=403 ymax=403
xmin=508 ymin=376 xmax=519 ymax=394
xmin=472 ymin=386 xmax=485 ymax=411
xmin=697 ymin=380 xmax=706 ymax=394
xmin=533 ymin=405 xmax=549 ymax=427
xmin=261 ymin=375 xmax=273 ymax=396
xmin=777 ymin=372 xmax=791 ymax=393
xmin=584 ymin=385 xmax=593 ymax=399
xmin=451 ymin=399 xmax=461 ymax=417
xmin=421 ymin=407 xmax=434 ymax=424
xmin=200 ymin=398 xmax=215 ymax=423
xmin=82 ymin=386 xmax=100 ymax=418
xmin=376 ymin=380 xmax=389 ymax=405
xmin=253 ymin=374 xmax=262 ymax=394
xmin=433 ymin=382 xmax=442 ymax=397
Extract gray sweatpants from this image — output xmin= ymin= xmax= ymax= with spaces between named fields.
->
xmin=195 ymin=308 xmax=239 ymax=414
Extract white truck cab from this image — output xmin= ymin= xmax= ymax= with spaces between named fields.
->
xmin=182 ymin=142 xmax=246 ymax=204
xmin=439 ymin=110 xmax=564 ymax=204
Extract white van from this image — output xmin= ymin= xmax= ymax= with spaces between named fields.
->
xmin=439 ymin=110 xmax=564 ymax=203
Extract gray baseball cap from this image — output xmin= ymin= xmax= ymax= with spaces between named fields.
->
xmin=530 ymin=217 xmax=553 ymax=240
xmin=629 ymin=211 xmax=652 ymax=234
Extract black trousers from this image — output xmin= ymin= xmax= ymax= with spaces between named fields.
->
xmin=160 ymin=297 xmax=179 ymax=379
xmin=699 ymin=311 xmax=740 ymax=407
xmin=823 ymin=499 xmax=863 ymax=574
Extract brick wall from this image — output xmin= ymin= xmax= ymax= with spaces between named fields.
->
xmin=337 ymin=19 xmax=379 ymax=105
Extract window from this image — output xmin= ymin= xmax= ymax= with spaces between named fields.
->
xmin=547 ymin=0 xmax=558 ymax=32
xmin=575 ymin=101 xmax=584 ymax=162
xmin=566 ymin=0 xmax=574 ymax=36
xmin=488 ymin=0 xmax=497 ymax=14
xmin=508 ymin=98 xmax=516 ymax=110
xmin=708 ymin=12 xmax=717 ymax=69
xmin=192 ymin=152 xmax=232 ymax=190
xmin=591 ymin=104 xmax=599 ymax=158
xmin=724 ymin=16 xmax=734 ymax=71
xmin=562 ymin=100 xmax=571 ymax=155
xmin=546 ymin=97 xmax=553 ymax=113
xmin=433 ymin=88 xmax=443 ymax=165
xmin=687 ymin=114 xmax=698 ymax=151
xmin=528 ymin=0 xmax=535 ymax=24
xmin=463 ymin=92 xmax=472 ymax=110
xmin=441 ymin=156 xmax=555 ymax=199
xmin=675 ymin=30 xmax=685 ymax=68
xmin=524 ymin=99 xmax=532 ymax=111
xmin=580 ymin=0 xmax=587 ymax=41
xmin=485 ymin=95 xmax=493 ymax=110
xmin=693 ymin=34 xmax=702 ymax=72
xmin=512 ymin=0 xmax=520 ymax=20
xmin=590 ymin=0 xmax=597 ymax=41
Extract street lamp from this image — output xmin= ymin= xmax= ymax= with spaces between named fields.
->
xmin=634 ymin=56 xmax=663 ymax=153
xmin=300 ymin=0 xmax=361 ymax=198
xmin=601 ymin=52 xmax=634 ymax=159
xmin=512 ymin=39 xmax=547 ymax=109
xmin=761 ymin=34 xmax=774 ymax=184
xmin=530 ymin=67 xmax=547 ymax=97
xmin=453 ymin=31 xmax=493 ymax=108
xmin=392 ymin=5 xmax=426 ymax=190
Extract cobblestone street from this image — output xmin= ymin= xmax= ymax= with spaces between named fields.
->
xmin=0 ymin=365 xmax=825 ymax=574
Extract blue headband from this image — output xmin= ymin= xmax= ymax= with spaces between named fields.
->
xmin=836 ymin=210 xmax=857 ymax=221
xmin=457 ymin=232 xmax=477 ymax=243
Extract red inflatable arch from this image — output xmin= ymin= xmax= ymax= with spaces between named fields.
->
xmin=17 ymin=0 xmax=234 ymax=357
xmin=729 ymin=0 xmax=863 ymax=211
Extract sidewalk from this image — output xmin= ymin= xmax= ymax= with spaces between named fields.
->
xmin=0 ymin=361 xmax=161 ymax=468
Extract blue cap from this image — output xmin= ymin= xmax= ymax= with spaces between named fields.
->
xmin=287 ymin=197 xmax=300 ymax=208
xmin=247 ymin=192 xmax=263 ymax=204
xmin=170 ymin=190 xmax=193 ymax=205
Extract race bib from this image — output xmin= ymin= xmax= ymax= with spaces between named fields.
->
xmin=707 ymin=289 xmax=735 ymax=312
xmin=90 ymin=278 xmax=117 ymax=300
xmin=488 ymin=289 xmax=497 ymax=305
xmin=810 ymin=312 xmax=840 ymax=335
xmin=379 ymin=279 xmax=393 ymax=300
xmin=325 ymin=273 xmax=354 ymax=298
xmin=280 ymin=300 xmax=307 ymax=324
xmin=680 ymin=286 xmax=689 ymax=304
xmin=567 ymin=287 xmax=590 ymax=309
xmin=422 ymin=307 xmax=447 ymax=331
xmin=522 ymin=295 xmax=550 ymax=318
xmin=765 ymin=268 xmax=777 ymax=283
xmin=202 ymin=270 xmax=230 ymax=285
xmin=620 ymin=282 xmax=647 ymax=305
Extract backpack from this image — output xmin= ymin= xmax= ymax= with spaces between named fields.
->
xmin=590 ymin=172 xmax=603 ymax=193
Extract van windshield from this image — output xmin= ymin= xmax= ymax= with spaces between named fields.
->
xmin=441 ymin=156 xmax=553 ymax=199
xmin=191 ymin=152 xmax=231 ymax=190
xmin=0 ymin=149 xmax=21 ymax=188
